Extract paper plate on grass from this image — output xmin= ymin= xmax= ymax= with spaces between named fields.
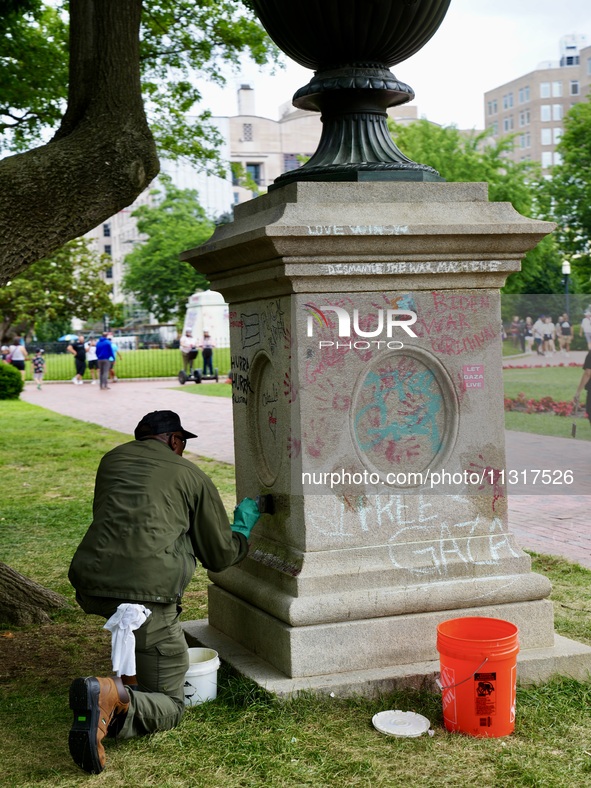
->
xmin=372 ymin=710 xmax=431 ymax=738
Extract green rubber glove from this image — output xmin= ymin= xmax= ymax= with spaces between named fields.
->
xmin=231 ymin=497 xmax=261 ymax=539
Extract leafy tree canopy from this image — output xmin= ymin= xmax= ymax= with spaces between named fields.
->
xmin=1 ymin=0 xmax=68 ymax=152
xmin=122 ymin=176 xmax=213 ymax=322
xmin=0 ymin=0 xmax=278 ymax=171
xmin=390 ymin=119 xmax=563 ymax=294
xmin=0 ymin=239 xmax=115 ymax=340
xmin=543 ymin=99 xmax=591 ymax=294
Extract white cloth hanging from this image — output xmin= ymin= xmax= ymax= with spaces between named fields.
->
xmin=103 ymin=603 xmax=151 ymax=677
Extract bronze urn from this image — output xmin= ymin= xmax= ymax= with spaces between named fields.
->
xmin=246 ymin=0 xmax=452 ymax=185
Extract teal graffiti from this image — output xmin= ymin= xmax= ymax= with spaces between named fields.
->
xmin=354 ymin=367 xmax=443 ymax=453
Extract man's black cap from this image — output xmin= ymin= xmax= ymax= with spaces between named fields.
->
xmin=134 ymin=410 xmax=197 ymax=440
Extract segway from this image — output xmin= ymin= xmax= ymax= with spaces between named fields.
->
xmin=200 ymin=366 xmax=219 ymax=383
xmin=178 ymin=368 xmax=202 ymax=384
xmin=178 ymin=349 xmax=201 ymax=384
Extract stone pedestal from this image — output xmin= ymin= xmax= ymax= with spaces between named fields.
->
xmin=182 ymin=182 xmax=591 ymax=693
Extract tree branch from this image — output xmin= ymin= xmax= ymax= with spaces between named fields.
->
xmin=0 ymin=0 xmax=160 ymax=285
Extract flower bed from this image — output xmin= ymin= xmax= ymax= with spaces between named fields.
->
xmin=504 ymin=392 xmax=588 ymax=417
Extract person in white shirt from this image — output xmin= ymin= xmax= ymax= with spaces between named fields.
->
xmin=542 ymin=316 xmax=556 ymax=354
xmin=179 ymin=329 xmax=197 ymax=374
xmin=86 ymin=339 xmax=98 ymax=384
xmin=9 ymin=336 xmax=28 ymax=381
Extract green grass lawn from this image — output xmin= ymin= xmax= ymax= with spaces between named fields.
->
xmin=173 ymin=381 xmax=233 ymax=397
xmin=503 ymin=366 xmax=582 ymax=402
xmin=503 ymin=365 xmax=589 ymax=440
xmin=3 ymin=402 xmax=591 ymax=787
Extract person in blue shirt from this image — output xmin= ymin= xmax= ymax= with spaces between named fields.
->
xmin=95 ymin=333 xmax=114 ymax=390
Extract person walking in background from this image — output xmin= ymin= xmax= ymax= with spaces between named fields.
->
xmin=179 ymin=328 xmax=197 ymax=374
xmin=510 ymin=316 xmax=521 ymax=349
xmin=67 ymin=334 xmax=87 ymax=385
xmin=107 ymin=333 xmax=122 ymax=383
xmin=86 ymin=339 xmax=98 ymax=384
xmin=9 ymin=335 xmax=28 ymax=381
xmin=523 ymin=317 xmax=534 ymax=353
xmin=532 ymin=315 xmax=545 ymax=356
xmin=581 ymin=311 xmax=591 ymax=350
xmin=96 ymin=333 xmax=114 ymax=390
xmin=558 ymin=314 xmax=572 ymax=356
xmin=32 ymin=349 xmax=45 ymax=389
xmin=200 ymin=332 xmax=215 ymax=376
xmin=542 ymin=316 xmax=556 ymax=354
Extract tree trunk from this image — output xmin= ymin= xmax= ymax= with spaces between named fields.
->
xmin=0 ymin=0 xmax=160 ymax=285
xmin=0 ymin=561 xmax=70 ymax=625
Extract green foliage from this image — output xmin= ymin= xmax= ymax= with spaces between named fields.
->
xmin=0 ymin=239 xmax=115 ymax=340
xmin=230 ymin=161 xmax=262 ymax=195
xmin=0 ymin=361 xmax=23 ymax=399
xmin=122 ymin=177 xmax=214 ymax=321
xmin=0 ymin=0 xmax=279 ymax=169
xmin=0 ymin=0 xmax=68 ymax=153
xmin=33 ymin=317 xmax=73 ymax=343
xmin=390 ymin=120 xmax=564 ymax=294
xmin=391 ymin=121 xmax=538 ymax=212
xmin=544 ymin=100 xmax=591 ymax=294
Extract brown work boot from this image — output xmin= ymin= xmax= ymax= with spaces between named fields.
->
xmin=68 ymin=676 xmax=130 ymax=774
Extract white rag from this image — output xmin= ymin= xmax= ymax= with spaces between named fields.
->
xmin=103 ymin=603 xmax=151 ymax=677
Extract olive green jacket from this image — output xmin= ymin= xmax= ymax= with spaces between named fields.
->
xmin=68 ymin=439 xmax=248 ymax=604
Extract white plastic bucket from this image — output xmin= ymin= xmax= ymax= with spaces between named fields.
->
xmin=183 ymin=647 xmax=220 ymax=706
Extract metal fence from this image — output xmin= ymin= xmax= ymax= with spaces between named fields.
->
xmin=19 ymin=345 xmax=231 ymax=382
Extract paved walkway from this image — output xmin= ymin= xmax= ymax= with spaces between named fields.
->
xmin=21 ymin=376 xmax=590 ymax=569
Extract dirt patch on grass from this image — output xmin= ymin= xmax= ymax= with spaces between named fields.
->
xmin=0 ymin=617 xmax=112 ymax=691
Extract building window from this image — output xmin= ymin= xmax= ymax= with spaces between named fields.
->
xmin=588 ymin=57 xmax=591 ymax=76
xmin=519 ymin=110 xmax=530 ymax=127
xmin=104 ymin=244 xmax=112 ymax=256
xmin=105 ymin=266 xmax=113 ymax=279
xmin=103 ymin=223 xmax=111 ymax=237
xmin=541 ymin=151 xmax=553 ymax=169
xmin=518 ymin=85 xmax=530 ymax=103
xmin=502 ymin=92 xmax=513 ymax=109
xmin=489 ymin=121 xmax=498 ymax=136
xmin=541 ymin=128 xmax=552 ymax=146
xmin=487 ymin=99 xmax=498 ymax=115
xmin=540 ymin=82 xmax=551 ymax=98
xmin=283 ymin=153 xmax=301 ymax=172
xmin=570 ymin=80 xmax=579 ymax=95
xmin=552 ymin=81 xmax=563 ymax=97
xmin=554 ymin=152 xmax=563 ymax=166
xmin=503 ymin=116 xmax=514 ymax=132
xmin=553 ymin=128 xmax=563 ymax=144
xmin=541 ymin=105 xmax=551 ymax=122
xmin=246 ymin=163 xmax=262 ymax=185
xmin=562 ymin=55 xmax=579 ymax=66
xmin=242 ymin=123 xmax=253 ymax=141
xmin=553 ymin=104 xmax=563 ymax=121
xmin=519 ymin=133 xmax=531 ymax=149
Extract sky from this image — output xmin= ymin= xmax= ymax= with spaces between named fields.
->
xmin=199 ymin=0 xmax=591 ymax=130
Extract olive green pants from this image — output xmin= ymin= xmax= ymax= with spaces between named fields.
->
xmin=76 ymin=593 xmax=189 ymax=739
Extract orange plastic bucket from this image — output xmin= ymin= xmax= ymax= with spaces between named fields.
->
xmin=436 ymin=616 xmax=519 ymax=737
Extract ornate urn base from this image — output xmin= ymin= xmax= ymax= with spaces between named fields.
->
xmin=272 ymin=64 xmax=443 ymax=188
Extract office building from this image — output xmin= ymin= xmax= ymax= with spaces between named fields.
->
xmin=484 ymin=34 xmax=591 ymax=172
